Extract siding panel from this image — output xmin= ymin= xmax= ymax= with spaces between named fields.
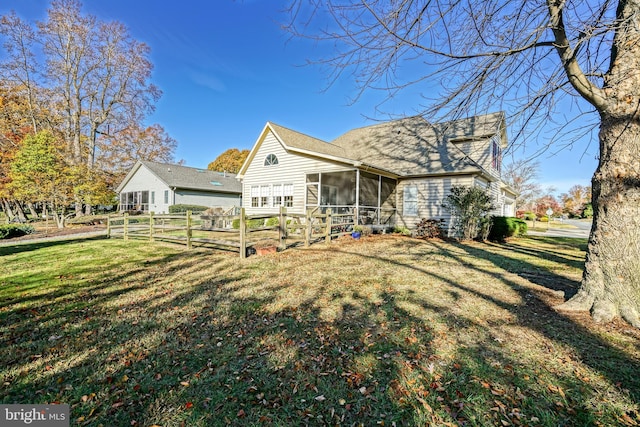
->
xmin=242 ymin=131 xmax=352 ymax=214
xmin=119 ymin=166 xmax=172 ymax=214
xmin=396 ymin=176 xmax=473 ymax=231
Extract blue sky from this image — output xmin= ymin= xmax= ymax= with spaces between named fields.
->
xmin=1 ymin=0 xmax=598 ymax=195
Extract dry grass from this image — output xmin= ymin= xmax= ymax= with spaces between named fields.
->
xmin=1 ymin=234 xmax=639 ymax=426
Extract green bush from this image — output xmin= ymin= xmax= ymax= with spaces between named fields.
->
xmin=393 ymin=225 xmax=412 ymax=236
xmin=489 ymin=216 xmax=528 ymax=242
xmin=539 ymin=216 xmax=549 ymax=222
xmin=0 ymin=224 xmax=36 ymax=239
xmin=523 ymin=212 xmax=536 ymax=221
xmin=442 ymin=186 xmax=494 ymax=240
xmin=168 ymin=204 xmax=209 ymax=214
xmin=231 ymin=218 xmax=268 ymax=229
xmin=265 ymin=217 xmax=279 ymax=227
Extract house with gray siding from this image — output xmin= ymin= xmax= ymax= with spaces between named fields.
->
xmin=237 ymin=112 xmax=516 ymax=233
xmin=116 ymin=161 xmax=242 ymax=214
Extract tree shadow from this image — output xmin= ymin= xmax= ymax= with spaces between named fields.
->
xmin=1 ymin=236 xmax=638 ymax=426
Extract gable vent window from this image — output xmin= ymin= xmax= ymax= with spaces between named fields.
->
xmin=264 ymin=154 xmax=279 ymax=166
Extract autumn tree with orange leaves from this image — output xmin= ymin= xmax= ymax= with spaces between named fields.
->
xmin=0 ymin=0 xmax=176 ymax=218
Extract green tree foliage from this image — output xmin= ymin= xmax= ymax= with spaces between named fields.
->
xmin=8 ymin=131 xmax=74 ymax=228
xmin=0 ymin=1 xmax=174 ymax=216
xmin=207 ymin=148 xmax=249 ymax=174
xmin=442 ymin=186 xmax=494 ymax=241
xmin=560 ymin=185 xmax=592 ymax=218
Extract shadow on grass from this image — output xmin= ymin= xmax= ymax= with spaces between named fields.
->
xmin=0 ymin=235 xmax=109 ymax=256
xmin=1 ymin=236 xmax=638 ymax=426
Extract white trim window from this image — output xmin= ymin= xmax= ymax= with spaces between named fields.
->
xmin=251 ymin=186 xmax=261 ymax=207
xmin=273 ymin=184 xmax=283 ymax=206
xmin=260 ymin=185 xmax=271 ymax=207
xmin=283 ymin=184 xmax=294 ymax=207
xmin=264 ymin=154 xmax=279 ymax=166
xmin=271 ymin=183 xmax=294 ymax=208
xmin=491 ymin=136 xmax=502 ymax=172
xmin=403 ymin=185 xmax=418 ymax=216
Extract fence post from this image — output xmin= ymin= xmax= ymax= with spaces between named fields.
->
xmin=186 ymin=211 xmax=192 ymax=250
xmin=124 ymin=213 xmax=129 ymax=241
xmin=279 ymin=206 xmax=287 ymax=250
xmin=305 ymin=209 xmax=312 ymax=247
xmin=106 ymin=215 xmax=111 ymax=238
xmin=239 ymin=208 xmax=246 ymax=259
xmin=149 ymin=211 xmax=155 ymax=242
xmin=325 ymin=208 xmax=332 ymax=244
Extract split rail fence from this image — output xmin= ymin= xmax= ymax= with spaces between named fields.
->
xmin=107 ymin=207 xmax=356 ymax=258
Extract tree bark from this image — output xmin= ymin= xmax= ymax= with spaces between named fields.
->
xmin=1 ymin=198 xmax=16 ymax=222
xmin=26 ymin=202 xmax=38 ymax=219
xmin=14 ymin=200 xmax=28 ymax=222
xmin=560 ymin=116 xmax=640 ymax=327
xmin=558 ymin=0 xmax=640 ymax=327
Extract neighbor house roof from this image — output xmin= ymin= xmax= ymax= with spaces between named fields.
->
xmin=116 ymin=161 xmax=242 ymax=194
xmin=238 ymin=112 xmax=506 ymax=180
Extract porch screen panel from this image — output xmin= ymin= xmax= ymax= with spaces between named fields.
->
xmin=359 ymin=172 xmax=378 ymax=206
xmin=306 ymin=184 xmax=318 ymax=207
xmin=380 ymin=177 xmax=396 ymax=209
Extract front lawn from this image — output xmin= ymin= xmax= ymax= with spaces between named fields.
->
xmin=1 ymin=235 xmax=639 ymax=426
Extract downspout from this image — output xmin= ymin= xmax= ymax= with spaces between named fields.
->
xmin=355 ymin=170 xmax=360 ymax=225
xmin=377 ymin=175 xmax=382 ymax=225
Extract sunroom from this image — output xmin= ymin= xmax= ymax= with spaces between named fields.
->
xmin=305 ymin=170 xmax=397 ymax=227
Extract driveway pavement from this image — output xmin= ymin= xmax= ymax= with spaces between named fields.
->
xmin=527 ymin=219 xmax=591 ymax=239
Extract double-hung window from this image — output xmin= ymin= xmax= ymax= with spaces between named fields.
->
xmin=492 ymin=136 xmax=502 ymax=172
xmin=251 ymin=186 xmax=260 ymax=207
xmin=283 ymin=184 xmax=294 ymax=207
xmin=403 ymin=185 xmax=418 ymax=216
xmin=273 ymin=184 xmax=283 ymax=206
xmin=260 ymin=185 xmax=271 ymax=208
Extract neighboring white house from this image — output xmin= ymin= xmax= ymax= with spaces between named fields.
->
xmin=236 ymin=112 xmax=517 ymax=232
xmin=116 ymin=161 xmax=242 ymax=214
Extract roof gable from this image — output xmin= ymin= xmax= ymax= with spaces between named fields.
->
xmin=118 ymin=161 xmax=242 ymax=194
xmin=237 ymin=122 xmax=353 ymax=177
xmin=240 ymin=112 xmax=507 ymax=178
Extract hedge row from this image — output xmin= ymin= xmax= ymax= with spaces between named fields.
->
xmin=489 ymin=216 xmax=527 ymax=242
xmin=0 ymin=224 xmax=36 ymax=239
xmin=168 ymin=204 xmax=209 ymax=214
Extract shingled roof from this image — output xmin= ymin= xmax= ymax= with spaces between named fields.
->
xmin=119 ymin=161 xmax=242 ymax=194
xmin=331 ymin=116 xmax=473 ymax=176
xmin=258 ymin=112 xmax=506 ymax=178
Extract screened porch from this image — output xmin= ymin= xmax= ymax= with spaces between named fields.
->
xmin=305 ymin=170 xmax=397 ymax=227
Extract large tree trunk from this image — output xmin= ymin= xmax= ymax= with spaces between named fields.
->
xmin=1 ymin=198 xmax=16 ymax=222
xmin=560 ymin=116 xmax=640 ymax=327
xmin=14 ymin=201 xmax=28 ymax=222
xmin=558 ymin=0 xmax=640 ymax=327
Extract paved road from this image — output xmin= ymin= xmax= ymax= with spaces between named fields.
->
xmin=527 ymin=219 xmax=591 ymax=239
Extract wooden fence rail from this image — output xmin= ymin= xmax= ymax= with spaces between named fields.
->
xmin=107 ymin=206 xmax=357 ymax=258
